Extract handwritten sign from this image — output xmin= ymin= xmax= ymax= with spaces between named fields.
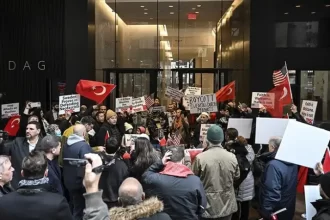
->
xmin=251 ymin=92 xmax=275 ymax=108
xmin=183 ymin=87 xmax=201 ymax=110
xmin=300 ymin=100 xmax=318 ymax=124
xmin=165 ymin=87 xmax=184 ymax=102
xmin=189 ymin=94 xmax=218 ymax=114
xmin=59 ymin=94 xmax=80 ymax=114
xmin=124 ymin=134 xmax=143 ymax=146
xmin=150 ymin=106 xmax=165 ymax=113
xmin=199 ymin=124 xmax=212 ymax=141
xmin=1 ymin=103 xmax=19 ymax=118
xmin=116 ymin=97 xmax=132 ymax=112
xmin=132 ymin=97 xmax=147 ymax=112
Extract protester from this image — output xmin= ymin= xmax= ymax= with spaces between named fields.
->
xmin=143 ymin=147 xmax=206 ymax=220
xmin=96 ymin=110 xmax=122 ymax=147
xmin=0 ymin=155 xmax=14 ymax=197
xmin=258 ymin=137 xmax=298 ymax=220
xmin=193 ymin=125 xmax=240 ymax=220
xmin=0 ymin=151 xmax=72 ymax=219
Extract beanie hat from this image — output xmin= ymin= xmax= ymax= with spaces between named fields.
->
xmin=106 ymin=110 xmax=116 ymax=120
xmin=138 ymin=126 xmax=146 ymax=134
xmin=206 ymin=125 xmax=224 ymax=144
xmin=124 ymin=122 xmax=133 ymax=132
xmin=138 ymin=133 xmax=150 ymax=140
xmin=200 ymin=112 xmax=210 ymax=118
xmin=320 ymin=172 xmax=330 ymax=198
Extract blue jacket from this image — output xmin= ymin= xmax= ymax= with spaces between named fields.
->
xmin=259 ymin=153 xmax=298 ymax=220
xmin=47 ymin=159 xmax=63 ymax=195
xmin=62 ymin=134 xmax=92 ymax=191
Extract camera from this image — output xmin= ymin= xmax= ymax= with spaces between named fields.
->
xmin=0 ymin=131 xmax=9 ymax=141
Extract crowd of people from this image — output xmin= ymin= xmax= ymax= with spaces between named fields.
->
xmin=0 ymin=97 xmax=330 ymax=220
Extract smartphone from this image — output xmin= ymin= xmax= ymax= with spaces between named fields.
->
xmin=63 ymin=158 xmax=88 ymax=166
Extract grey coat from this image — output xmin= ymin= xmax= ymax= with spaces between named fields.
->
xmin=236 ymin=145 xmax=255 ymax=202
xmin=83 ymin=190 xmax=109 ymax=220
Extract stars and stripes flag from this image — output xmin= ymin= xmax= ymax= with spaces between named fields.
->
xmin=144 ymin=93 xmax=155 ymax=108
xmin=273 ymin=64 xmax=288 ymax=87
xmin=167 ymin=131 xmax=182 ymax=146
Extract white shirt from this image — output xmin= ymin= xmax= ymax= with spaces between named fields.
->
xmin=28 ymin=138 xmax=38 ymax=152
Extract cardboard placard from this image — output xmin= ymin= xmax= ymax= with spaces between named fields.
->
xmin=116 ymin=97 xmax=132 ymax=112
xmin=1 ymin=103 xmax=19 ymax=118
xmin=59 ymin=94 xmax=80 ymax=115
xmin=165 ymin=87 xmax=184 ymax=102
xmin=251 ymin=92 xmax=275 ymax=108
xmin=300 ymin=100 xmax=317 ymax=124
xmin=189 ymin=94 xmax=218 ymax=114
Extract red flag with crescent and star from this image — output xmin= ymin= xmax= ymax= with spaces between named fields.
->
xmin=76 ymin=80 xmax=116 ymax=104
xmin=4 ymin=115 xmax=20 ymax=136
xmin=215 ymin=81 xmax=235 ymax=102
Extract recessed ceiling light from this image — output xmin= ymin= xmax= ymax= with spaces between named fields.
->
xmin=144 ymin=8 xmax=148 ymax=10
xmin=197 ymin=5 xmax=201 ymax=7
xmin=195 ymin=11 xmax=199 ymax=14
xmin=192 ymin=8 xmax=196 ymax=10
xmin=296 ymin=5 xmax=301 ymax=8
xmin=169 ymin=5 xmax=173 ymax=7
xmin=284 ymin=12 xmax=289 ymax=15
xmin=150 ymin=17 xmax=153 ymax=20
xmin=311 ymin=11 xmax=316 ymax=14
xmin=170 ymin=12 xmax=174 ymax=14
xmin=326 ymin=4 xmax=330 ymax=7
xmin=144 ymin=12 xmax=148 ymax=14
xmin=140 ymin=5 xmax=144 ymax=8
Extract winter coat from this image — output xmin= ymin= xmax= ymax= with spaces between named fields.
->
xmin=96 ymin=122 xmax=122 ymax=147
xmin=258 ymin=152 xmax=298 ymax=220
xmin=83 ymin=191 xmax=110 ymax=220
xmin=109 ymin=197 xmax=171 ymax=220
xmin=311 ymin=199 xmax=330 ymax=220
xmin=237 ymin=145 xmax=255 ymax=202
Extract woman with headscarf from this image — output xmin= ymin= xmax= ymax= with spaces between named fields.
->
xmin=191 ymin=112 xmax=210 ymax=148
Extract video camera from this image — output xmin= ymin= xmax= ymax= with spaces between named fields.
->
xmin=0 ymin=130 xmax=9 ymax=142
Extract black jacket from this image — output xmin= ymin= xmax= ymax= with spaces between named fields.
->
xmin=96 ymin=122 xmax=122 ymax=147
xmin=4 ymin=137 xmax=41 ymax=189
xmin=142 ymin=161 xmax=206 ymax=220
xmin=0 ymin=184 xmax=14 ymax=197
xmin=0 ymin=183 xmax=72 ymax=220
xmin=312 ymin=199 xmax=330 ymax=220
xmin=47 ymin=159 xmax=63 ymax=195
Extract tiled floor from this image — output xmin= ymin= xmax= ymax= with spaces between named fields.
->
xmin=248 ymin=193 xmax=306 ymax=220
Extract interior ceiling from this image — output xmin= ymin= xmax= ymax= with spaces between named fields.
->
xmin=106 ymin=0 xmax=233 ymax=60
xmin=275 ymin=0 xmax=330 ymax=18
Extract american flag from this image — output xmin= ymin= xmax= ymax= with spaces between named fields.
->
xmin=167 ymin=131 xmax=182 ymax=146
xmin=273 ymin=65 xmax=288 ymax=86
xmin=144 ymin=93 xmax=155 ymax=108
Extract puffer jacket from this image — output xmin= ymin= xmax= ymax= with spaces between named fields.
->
xmin=237 ymin=144 xmax=255 ymax=202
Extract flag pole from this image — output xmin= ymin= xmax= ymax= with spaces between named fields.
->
xmin=284 ymin=61 xmax=293 ymax=102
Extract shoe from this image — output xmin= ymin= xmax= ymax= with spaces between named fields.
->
xmin=301 ymin=213 xmax=306 ymax=219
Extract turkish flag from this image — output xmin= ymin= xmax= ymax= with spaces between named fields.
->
xmin=323 ymin=148 xmax=330 ymax=173
xmin=258 ymin=79 xmax=292 ymax=118
xmin=4 ymin=115 xmax=21 ymax=136
xmin=188 ymin=149 xmax=203 ymax=163
xmin=76 ymin=80 xmax=116 ymax=104
xmin=215 ymin=81 xmax=235 ymax=102
xmin=297 ymin=166 xmax=308 ymax=194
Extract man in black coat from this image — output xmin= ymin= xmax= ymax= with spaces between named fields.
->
xmin=0 ymin=151 xmax=72 ymax=220
xmin=3 ymin=121 xmax=42 ymax=189
xmin=142 ymin=146 xmax=207 ymax=220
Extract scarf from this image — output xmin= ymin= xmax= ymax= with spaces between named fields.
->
xmin=18 ymin=177 xmax=49 ymax=188
xmin=174 ymin=117 xmax=182 ymax=130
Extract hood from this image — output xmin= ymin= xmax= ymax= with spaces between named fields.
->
xmin=159 ymin=161 xmax=193 ymax=178
xmin=259 ymin=151 xmax=295 ymax=166
xmin=109 ymin=197 xmax=164 ymax=220
xmin=67 ymin=134 xmax=85 ymax=145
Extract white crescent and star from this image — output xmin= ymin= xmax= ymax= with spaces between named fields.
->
xmin=11 ymin=118 xmax=20 ymax=128
xmin=279 ymin=87 xmax=287 ymax=100
xmin=227 ymin=88 xmax=232 ymax=95
xmin=93 ymin=86 xmax=106 ymax=96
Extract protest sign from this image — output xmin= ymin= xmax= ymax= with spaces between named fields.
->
xmin=183 ymin=87 xmax=201 ymax=110
xmin=304 ymin=185 xmax=322 ymax=220
xmin=150 ymin=106 xmax=165 ymax=113
xmin=165 ymin=87 xmax=184 ymax=102
xmin=1 ymin=103 xmax=19 ymax=118
xmin=59 ymin=94 xmax=80 ymax=114
xmin=251 ymin=92 xmax=275 ymax=108
xmin=189 ymin=94 xmax=218 ymax=114
xmin=124 ymin=134 xmax=143 ymax=146
xmin=300 ymin=100 xmax=317 ymax=124
xmin=116 ymin=97 xmax=132 ymax=112
xmin=132 ymin=97 xmax=147 ymax=112
xmin=228 ymin=118 xmax=253 ymax=139
xmin=199 ymin=124 xmax=212 ymax=141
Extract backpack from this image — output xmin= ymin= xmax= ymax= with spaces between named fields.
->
xmin=234 ymin=154 xmax=251 ymax=189
xmin=251 ymin=147 xmax=266 ymax=183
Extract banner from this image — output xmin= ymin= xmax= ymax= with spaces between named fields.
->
xmin=189 ymin=94 xmax=218 ymax=114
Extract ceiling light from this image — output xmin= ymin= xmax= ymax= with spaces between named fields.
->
xmin=144 ymin=8 xmax=148 ymax=10
xmin=144 ymin=12 xmax=148 ymax=14
xmin=150 ymin=17 xmax=153 ymax=20
xmin=296 ymin=5 xmax=301 ymax=8
xmin=140 ymin=5 xmax=144 ymax=8
xmin=197 ymin=5 xmax=201 ymax=7
xmin=284 ymin=12 xmax=289 ymax=15
xmin=195 ymin=11 xmax=199 ymax=14
xmin=169 ymin=5 xmax=173 ymax=7
xmin=192 ymin=8 xmax=196 ymax=10
xmin=326 ymin=5 xmax=330 ymax=7
xmin=170 ymin=12 xmax=174 ymax=14
xmin=311 ymin=11 xmax=316 ymax=14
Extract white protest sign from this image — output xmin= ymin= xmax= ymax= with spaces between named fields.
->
xmin=116 ymin=97 xmax=132 ymax=112
xmin=189 ymin=94 xmax=218 ymax=114
xmin=1 ymin=103 xmax=19 ymax=118
xmin=300 ymin=100 xmax=318 ymax=124
xmin=227 ymin=118 xmax=253 ymax=139
xmin=150 ymin=106 xmax=166 ymax=113
xmin=132 ymin=97 xmax=147 ymax=112
xmin=59 ymin=94 xmax=80 ymax=115
xmin=124 ymin=134 xmax=143 ymax=146
xmin=165 ymin=87 xmax=184 ymax=102
xmin=199 ymin=124 xmax=212 ymax=141
xmin=185 ymin=87 xmax=202 ymax=96
xmin=304 ymin=185 xmax=322 ymax=220
xmin=183 ymin=87 xmax=201 ymax=110
xmin=255 ymin=118 xmax=295 ymax=144
xmin=275 ymin=120 xmax=330 ymax=168
xmin=251 ymin=92 xmax=275 ymax=108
